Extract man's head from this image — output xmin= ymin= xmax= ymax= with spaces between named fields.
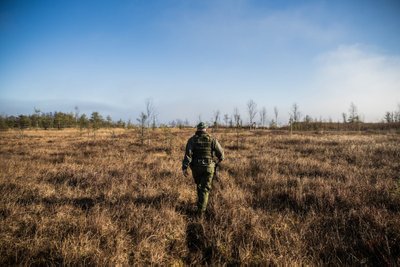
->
xmin=196 ymin=122 xmax=207 ymax=132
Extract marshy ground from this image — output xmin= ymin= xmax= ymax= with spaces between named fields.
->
xmin=0 ymin=128 xmax=399 ymax=265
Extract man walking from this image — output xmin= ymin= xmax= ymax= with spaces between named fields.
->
xmin=182 ymin=122 xmax=224 ymax=218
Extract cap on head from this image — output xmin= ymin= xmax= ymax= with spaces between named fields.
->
xmin=196 ymin=122 xmax=207 ymax=130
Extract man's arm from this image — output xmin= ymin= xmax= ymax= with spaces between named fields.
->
xmin=213 ymin=139 xmax=225 ymax=163
xmin=182 ymin=138 xmax=193 ymax=171
xmin=212 ymin=139 xmax=225 ymax=188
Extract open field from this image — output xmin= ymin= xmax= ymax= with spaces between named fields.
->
xmin=0 ymin=128 xmax=399 ymax=265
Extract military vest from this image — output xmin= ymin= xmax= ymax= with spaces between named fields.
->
xmin=192 ymin=133 xmax=213 ymax=162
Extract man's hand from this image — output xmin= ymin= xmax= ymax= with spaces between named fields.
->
xmin=182 ymin=168 xmax=189 ymax=177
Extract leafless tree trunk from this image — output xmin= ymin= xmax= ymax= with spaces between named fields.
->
xmin=233 ymin=108 xmax=241 ymax=127
xmin=291 ymin=103 xmax=301 ymax=123
xmin=342 ymin=113 xmax=347 ymax=123
xmin=151 ymin=110 xmax=158 ymax=130
xmin=259 ymin=106 xmax=267 ymax=128
xmin=348 ymin=102 xmax=360 ymax=123
xmin=395 ymin=103 xmax=400 ymax=122
xmin=384 ymin=112 xmax=394 ymax=123
xmin=34 ymin=108 xmax=41 ymax=129
xmin=145 ymin=98 xmax=155 ymax=128
xmin=223 ymin=114 xmax=229 ymax=127
xmin=247 ymin=99 xmax=257 ymax=129
xmin=137 ymin=112 xmax=147 ymax=146
xmin=74 ymin=106 xmax=79 ymax=127
xmin=274 ymin=106 xmax=278 ymax=126
xmin=233 ymin=108 xmax=241 ymax=149
xmin=213 ymin=110 xmax=220 ymax=131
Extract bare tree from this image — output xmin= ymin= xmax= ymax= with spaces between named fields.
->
xmin=247 ymin=99 xmax=257 ymax=127
xmin=74 ymin=106 xmax=79 ymax=125
xmin=290 ymin=103 xmax=301 ymax=123
xmin=33 ymin=107 xmax=41 ymax=129
xmin=348 ymin=102 xmax=359 ymax=123
xmin=175 ymin=119 xmax=185 ymax=129
xmin=342 ymin=113 xmax=347 ymax=123
xmin=384 ymin=112 xmax=394 ymax=123
xmin=223 ymin=114 xmax=229 ymax=127
xmin=229 ymin=117 xmax=233 ymax=128
xmin=259 ymin=106 xmax=267 ymax=127
xmin=233 ymin=108 xmax=241 ymax=127
xmin=394 ymin=103 xmax=400 ymax=122
xmin=106 ymin=115 xmax=113 ymax=127
xmin=126 ymin=119 xmax=133 ymax=129
xmin=184 ymin=119 xmax=190 ymax=127
xmin=213 ymin=110 xmax=221 ymax=130
xmin=233 ymin=107 xmax=241 ymax=149
xmin=145 ymin=98 xmax=155 ymax=128
xmin=137 ymin=112 xmax=148 ymax=145
xmin=304 ymin=115 xmax=312 ymax=123
xmin=143 ymin=98 xmax=158 ymax=129
xmin=151 ymin=110 xmax=158 ymax=129
xmin=274 ymin=106 xmax=278 ymax=126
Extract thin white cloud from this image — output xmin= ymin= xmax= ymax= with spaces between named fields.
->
xmin=163 ymin=1 xmax=343 ymax=54
xmin=306 ymin=44 xmax=400 ymax=121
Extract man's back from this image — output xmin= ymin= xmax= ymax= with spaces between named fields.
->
xmin=182 ymin=131 xmax=224 ymax=169
xmin=181 ymin=123 xmax=224 ymax=216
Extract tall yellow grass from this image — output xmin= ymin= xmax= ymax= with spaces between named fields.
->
xmin=0 ymin=128 xmax=399 ymax=265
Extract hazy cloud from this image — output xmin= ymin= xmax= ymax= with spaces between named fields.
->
xmin=164 ymin=1 xmax=342 ymax=55
xmin=306 ymin=44 xmax=400 ymax=121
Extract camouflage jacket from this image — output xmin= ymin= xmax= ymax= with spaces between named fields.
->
xmin=182 ymin=131 xmax=224 ymax=170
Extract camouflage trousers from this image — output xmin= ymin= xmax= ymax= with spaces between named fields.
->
xmin=191 ymin=164 xmax=215 ymax=213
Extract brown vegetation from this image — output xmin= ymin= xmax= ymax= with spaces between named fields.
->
xmin=0 ymin=128 xmax=399 ymax=265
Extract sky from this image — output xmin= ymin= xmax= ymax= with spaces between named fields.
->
xmin=1 ymin=0 xmax=400 ymax=124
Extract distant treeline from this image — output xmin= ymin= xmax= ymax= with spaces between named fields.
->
xmin=0 ymin=111 xmax=127 ymax=130
xmin=1 ymin=110 xmax=400 ymax=132
xmin=279 ymin=121 xmax=400 ymax=132
xmin=2 ymin=99 xmax=400 ymax=132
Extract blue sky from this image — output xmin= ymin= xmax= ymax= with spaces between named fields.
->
xmin=1 ymin=0 xmax=399 ymax=124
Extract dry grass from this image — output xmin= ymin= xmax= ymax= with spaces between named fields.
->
xmin=0 ymin=128 xmax=399 ymax=265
